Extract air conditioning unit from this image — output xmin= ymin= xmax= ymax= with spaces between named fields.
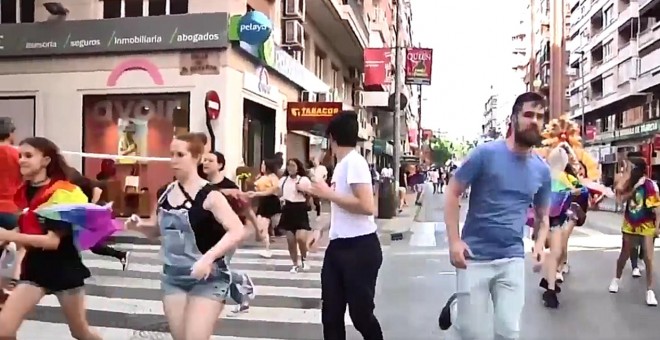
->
xmin=301 ymin=91 xmax=316 ymax=102
xmin=283 ymin=20 xmax=304 ymax=50
xmin=565 ymin=89 xmax=571 ymax=97
xmin=284 ymin=0 xmax=305 ymax=21
xmin=317 ymin=92 xmax=330 ymax=102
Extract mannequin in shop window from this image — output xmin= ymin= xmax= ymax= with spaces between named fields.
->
xmin=118 ymin=121 xmax=138 ymax=161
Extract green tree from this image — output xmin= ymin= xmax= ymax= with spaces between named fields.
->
xmin=429 ymin=138 xmax=452 ymax=166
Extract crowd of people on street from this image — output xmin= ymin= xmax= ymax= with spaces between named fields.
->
xmin=0 ymin=112 xmax=386 ymax=340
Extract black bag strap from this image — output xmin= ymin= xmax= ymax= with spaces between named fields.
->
xmin=177 ymin=181 xmax=196 ymax=204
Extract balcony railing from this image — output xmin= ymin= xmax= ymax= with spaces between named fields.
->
xmin=343 ymin=0 xmax=369 ymax=38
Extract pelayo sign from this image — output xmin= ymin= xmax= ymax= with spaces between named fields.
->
xmin=238 ymin=11 xmax=272 ymax=45
xmin=0 ymin=13 xmax=229 ymax=57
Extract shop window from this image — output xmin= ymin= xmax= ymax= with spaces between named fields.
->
xmin=1 ymin=0 xmax=17 ymax=23
xmin=102 ymin=0 xmax=187 ymax=18
xmin=0 ymin=97 xmax=35 ymax=141
xmin=125 ymin=0 xmax=144 ymax=17
xmin=82 ymin=93 xmax=190 ymax=217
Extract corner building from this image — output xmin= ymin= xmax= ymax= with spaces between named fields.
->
xmin=0 ymin=0 xmax=377 ymax=212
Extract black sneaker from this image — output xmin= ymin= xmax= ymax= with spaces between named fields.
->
xmin=438 ymin=293 xmax=457 ymax=330
xmin=542 ymin=289 xmax=559 ymax=308
xmin=119 ymin=251 xmax=131 ymax=271
xmin=539 ymin=278 xmax=561 ymax=293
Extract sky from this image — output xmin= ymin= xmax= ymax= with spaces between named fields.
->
xmin=410 ymin=0 xmax=523 ymax=140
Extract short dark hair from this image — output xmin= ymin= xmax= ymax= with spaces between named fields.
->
xmin=263 ymin=158 xmax=280 ymax=174
xmin=212 ymin=151 xmax=226 ymax=171
xmin=326 ymin=111 xmax=359 ymax=147
xmin=511 ymin=92 xmax=546 ymax=118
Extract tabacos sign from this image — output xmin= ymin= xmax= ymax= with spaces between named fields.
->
xmin=287 ymin=102 xmax=343 ymax=131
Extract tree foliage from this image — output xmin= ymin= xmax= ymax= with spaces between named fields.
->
xmin=429 ymin=138 xmax=453 ymax=166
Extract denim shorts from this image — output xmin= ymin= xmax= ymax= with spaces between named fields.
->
xmin=0 ymin=212 xmax=18 ymax=230
xmin=161 ymin=265 xmax=231 ymax=301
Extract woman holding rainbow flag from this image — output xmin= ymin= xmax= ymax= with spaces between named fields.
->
xmin=0 ymin=137 xmax=119 ymax=339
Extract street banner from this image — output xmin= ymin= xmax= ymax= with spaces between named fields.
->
xmin=363 ymin=48 xmax=393 ymax=88
xmin=405 ymin=48 xmax=433 ymax=85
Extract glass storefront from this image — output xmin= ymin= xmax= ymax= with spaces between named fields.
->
xmin=82 ymin=93 xmax=190 ymax=217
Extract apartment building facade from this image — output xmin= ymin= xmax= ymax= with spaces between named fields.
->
xmin=566 ymin=0 xmax=660 ymax=180
xmin=0 ymin=0 xmax=395 ymax=195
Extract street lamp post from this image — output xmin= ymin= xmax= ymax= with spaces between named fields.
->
xmin=393 ymin=0 xmax=403 ymax=188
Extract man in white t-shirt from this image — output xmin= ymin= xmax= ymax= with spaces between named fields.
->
xmin=301 ymin=111 xmax=383 ymax=340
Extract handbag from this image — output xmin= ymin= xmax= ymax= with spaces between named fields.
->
xmin=281 ymin=176 xmax=312 ymax=211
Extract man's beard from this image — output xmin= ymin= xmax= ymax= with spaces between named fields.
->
xmin=513 ymin=121 xmax=541 ymax=148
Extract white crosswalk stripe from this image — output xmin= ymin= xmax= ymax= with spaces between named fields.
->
xmin=14 ymin=238 xmax=369 ymax=340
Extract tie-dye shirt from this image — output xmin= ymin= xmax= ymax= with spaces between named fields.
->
xmin=622 ymin=178 xmax=660 ymax=236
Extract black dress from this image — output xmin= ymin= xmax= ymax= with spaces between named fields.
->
xmin=18 ymin=185 xmax=90 ymax=293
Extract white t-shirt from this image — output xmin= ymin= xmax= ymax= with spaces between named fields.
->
xmin=380 ymin=167 xmax=393 ymax=178
xmin=330 ymin=150 xmax=377 ymax=239
xmin=279 ymin=175 xmax=311 ymax=202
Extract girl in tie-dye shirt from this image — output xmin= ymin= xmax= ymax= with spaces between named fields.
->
xmin=609 ymin=157 xmax=660 ymax=306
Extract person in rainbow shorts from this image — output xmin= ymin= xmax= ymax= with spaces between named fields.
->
xmin=529 ymin=116 xmax=608 ymax=308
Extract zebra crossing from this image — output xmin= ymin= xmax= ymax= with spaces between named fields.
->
xmin=18 ymin=237 xmax=362 ymax=340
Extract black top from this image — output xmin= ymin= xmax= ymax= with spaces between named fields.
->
xmin=159 ymin=183 xmax=226 ymax=254
xmin=17 ymin=185 xmax=90 ymax=292
xmin=210 ymin=177 xmax=239 ymax=190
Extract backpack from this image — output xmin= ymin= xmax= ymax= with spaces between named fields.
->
xmin=281 ymin=176 xmax=313 ymax=211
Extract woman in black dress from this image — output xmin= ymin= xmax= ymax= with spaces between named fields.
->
xmin=0 ymin=137 xmax=100 ymax=339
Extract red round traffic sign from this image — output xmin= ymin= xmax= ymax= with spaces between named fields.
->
xmin=205 ymin=91 xmax=221 ymax=120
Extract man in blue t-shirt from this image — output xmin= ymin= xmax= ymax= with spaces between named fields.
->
xmin=443 ymin=92 xmax=551 ymax=340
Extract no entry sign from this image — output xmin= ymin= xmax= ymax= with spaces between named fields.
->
xmin=205 ymin=91 xmax=221 ymax=120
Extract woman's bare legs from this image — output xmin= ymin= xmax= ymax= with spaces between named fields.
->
xmin=542 ymin=229 xmax=563 ymax=308
xmin=57 ymin=287 xmax=102 ymax=340
xmin=163 ymin=293 xmax=188 ymax=340
xmin=295 ymin=230 xmax=309 ymax=270
xmin=285 ymin=231 xmax=299 ymax=271
xmin=184 ymin=296 xmax=224 ymax=339
xmin=642 ymin=235 xmax=658 ymax=305
xmin=610 ymin=234 xmax=633 ymax=294
xmin=0 ymin=283 xmax=45 ymax=338
xmin=558 ymin=221 xmax=576 ymax=277
xmin=257 ymin=216 xmax=272 ymax=258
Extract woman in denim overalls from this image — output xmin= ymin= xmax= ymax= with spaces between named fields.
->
xmin=126 ymin=133 xmax=246 ymax=340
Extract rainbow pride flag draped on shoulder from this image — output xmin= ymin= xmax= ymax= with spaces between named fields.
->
xmin=15 ymin=180 xmax=120 ymax=251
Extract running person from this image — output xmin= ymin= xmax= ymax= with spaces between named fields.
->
xmin=276 ymin=158 xmax=312 ymax=273
xmin=126 ymin=133 xmax=246 ymax=339
xmin=251 ymin=158 xmax=282 ymax=258
xmin=444 ymin=92 xmax=549 ymax=339
xmin=0 ymin=137 xmax=101 ymax=339
xmin=69 ymin=169 xmax=130 ymax=270
xmin=609 ymin=156 xmax=660 ymax=306
xmin=200 ymin=150 xmax=257 ymax=313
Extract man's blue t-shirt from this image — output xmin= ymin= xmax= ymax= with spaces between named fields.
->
xmin=454 ymin=140 xmax=551 ymax=260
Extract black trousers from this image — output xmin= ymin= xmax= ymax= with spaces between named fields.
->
xmin=314 ymin=197 xmax=322 ymax=217
xmin=322 ymin=233 xmax=383 ymax=340
xmin=90 ymin=244 xmax=125 ymax=260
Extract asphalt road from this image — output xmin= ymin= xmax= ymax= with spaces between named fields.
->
xmin=374 ymin=194 xmax=660 ymax=340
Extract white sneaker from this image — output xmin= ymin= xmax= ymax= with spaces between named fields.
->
xmin=562 ymin=263 xmax=570 ymax=274
xmin=632 ymin=268 xmax=642 ymax=278
xmin=609 ymin=278 xmax=620 ymax=293
xmin=646 ymin=290 xmax=658 ymax=306
xmin=289 ymin=265 xmax=299 ymax=273
xmin=260 ymin=250 xmax=272 ymax=259
xmin=639 ymin=261 xmax=646 ymax=271
xmin=556 ymin=272 xmax=564 ymax=283
xmin=301 ymin=260 xmax=310 ymax=271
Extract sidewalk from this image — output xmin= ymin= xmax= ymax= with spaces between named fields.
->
xmin=375 ymin=193 xmax=417 ymax=245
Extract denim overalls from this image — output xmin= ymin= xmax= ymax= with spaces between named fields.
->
xmin=158 ymin=183 xmax=231 ymax=300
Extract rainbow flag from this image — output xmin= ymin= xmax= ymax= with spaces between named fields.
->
xmin=550 ymin=179 xmax=572 ymax=217
xmin=32 ymin=184 xmax=120 ymax=251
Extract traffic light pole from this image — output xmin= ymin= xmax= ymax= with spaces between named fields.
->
xmin=393 ymin=0 xmax=403 ymax=187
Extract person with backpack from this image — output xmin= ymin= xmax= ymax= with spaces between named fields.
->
xmin=277 ymin=158 xmax=313 ymax=273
